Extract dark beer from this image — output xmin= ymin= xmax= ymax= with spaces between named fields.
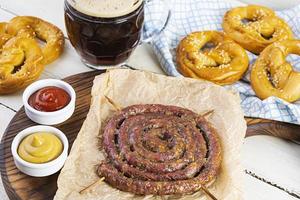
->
xmin=64 ymin=0 xmax=144 ymax=67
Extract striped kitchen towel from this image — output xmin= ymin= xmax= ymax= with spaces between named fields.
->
xmin=144 ymin=0 xmax=300 ymax=124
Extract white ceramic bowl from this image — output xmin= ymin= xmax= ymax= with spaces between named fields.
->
xmin=23 ymin=79 xmax=76 ymax=125
xmin=11 ymin=125 xmax=69 ymax=177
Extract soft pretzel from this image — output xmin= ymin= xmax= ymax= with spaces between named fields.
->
xmin=0 ymin=23 xmax=12 ymax=48
xmin=251 ymin=40 xmax=300 ymax=102
xmin=223 ymin=5 xmax=293 ymax=54
xmin=0 ymin=36 xmax=44 ymax=94
xmin=176 ymin=31 xmax=249 ymax=85
xmin=0 ymin=22 xmax=36 ymax=47
xmin=7 ymin=16 xmax=64 ymax=65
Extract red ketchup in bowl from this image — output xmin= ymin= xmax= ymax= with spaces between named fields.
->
xmin=28 ymin=86 xmax=71 ymax=112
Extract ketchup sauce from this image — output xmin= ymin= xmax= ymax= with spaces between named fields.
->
xmin=28 ymin=86 xmax=71 ymax=112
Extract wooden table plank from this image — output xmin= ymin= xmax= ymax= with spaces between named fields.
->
xmin=0 ymin=105 xmax=15 ymax=200
xmin=0 ymin=6 xmax=14 ymax=21
xmin=238 ymin=0 xmax=299 ymax=10
xmin=0 ymin=41 xmax=163 ymax=111
xmin=0 ymin=0 xmax=165 ymax=77
xmin=0 ymin=8 xmax=163 ymax=111
xmin=0 ymin=0 xmax=299 ymax=199
xmin=0 ymin=0 xmax=67 ymax=35
xmin=243 ymin=135 xmax=300 ymax=197
xmin=0 ymin=105 xmax=15 ymax=143
xmin=245 ymin=175 xmax=299 ymax=200
xmin=0 ymin=40 xmax=89 ymax=108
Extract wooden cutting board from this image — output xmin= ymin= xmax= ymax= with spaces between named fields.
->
xmin=1 ymin=70 xmax=300 ymax=200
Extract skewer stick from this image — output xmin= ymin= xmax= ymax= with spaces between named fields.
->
xmin=79 ymin=177 xmax=105 ymax=194
xmin=201 ymin=110 xmax=214 ymax=118
xmin=104 ymin=95 xmax=122 ymax=111
xmin=200 ymin=185 xmax=218 ymax=200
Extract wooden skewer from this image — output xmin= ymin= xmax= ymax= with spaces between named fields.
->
xmin=200 ymin=185 xmax=218 ymax=200
xmin=79 ymin=178 xmax=218 ymax=199
xmin=160 ymin=195 xmax=166 ymax=200
xmin=201 ymin=110 xmax=214 ymax=118
xmin=104 ymin=95 xmax=122 ymax=111
xmin=79 ymin=177 xmax=105 ymax=194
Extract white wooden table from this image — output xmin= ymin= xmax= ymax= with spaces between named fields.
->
xmin=0 ymin=0 xmax=299 ymax=199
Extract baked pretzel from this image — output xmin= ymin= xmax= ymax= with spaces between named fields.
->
xmin=0 ymin=23 xmax=12 ymax=47
xmin=251 ymin=40 xmax=300 ymax=102
xmin=223 ymin=5 xmax=293 ymax=54
xmin=1 ymin=22 xmax=37 ymax=46
xmin=7 ymin=16 xmax=64 ymax=65
xmin=0 ymin=36 xmax=44 ymax=94
xmin=177 ymin=31 xmax=249 ymax=85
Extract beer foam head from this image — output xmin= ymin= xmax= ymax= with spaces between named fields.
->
xmin=67 ymin=0 xmax=143 ymax=18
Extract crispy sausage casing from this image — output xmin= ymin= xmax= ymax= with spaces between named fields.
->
xmin=98 ymin=104 xmax=222 ymax=195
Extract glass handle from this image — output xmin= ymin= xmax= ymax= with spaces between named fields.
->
xmin=140 ymin=0 xmax=171 ymax=44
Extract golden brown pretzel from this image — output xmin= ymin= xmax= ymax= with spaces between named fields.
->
xmin=0 ymin=36 xmax=44 ymax=94
xmin=7 ymin=16 xmax=64 ymax=65
xmin=0 ymin=23 xmax=12 ymax=48
xmin=223 ymin=5 xmax=293 ymax=54
xmin=0 ymin=22 xmax=36 ymax=47
xmin=177 ymin=31 xmax=249 ymax=85
xmin=251 ymin=40 xmax=300 ymax=102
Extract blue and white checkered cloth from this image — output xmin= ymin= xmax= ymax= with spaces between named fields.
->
xmin=143 ymin=0 xmax=300 ymax=124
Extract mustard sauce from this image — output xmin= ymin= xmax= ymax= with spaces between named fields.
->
xmin=18 ymin=132 xmax=63 ymax=164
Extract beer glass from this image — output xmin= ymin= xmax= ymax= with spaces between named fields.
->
xmin=64 ymin=0 xmax=170 ymax=69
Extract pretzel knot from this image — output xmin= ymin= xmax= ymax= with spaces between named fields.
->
xmin=0 ymin=36 xmax=44 ymax=94
xmin=223 ymin=5 xmax=293 ymax=54
xmin=7 ymin=16 xmax=64 ymax=65
xmin=177 ymin=31 xmax=249 ymax=85
xmin=0 ymin=23 xmax=13 ymax=47
xmin=0 ymin=16 xmax=64 ymax=94
xmin=251 ymin=40 xmax=300 ymax=102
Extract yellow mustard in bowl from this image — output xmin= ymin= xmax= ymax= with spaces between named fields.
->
xmin=17 ymin=132 xmax=63 ymax=164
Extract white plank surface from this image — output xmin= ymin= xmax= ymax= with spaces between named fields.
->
xmin=243 ymin=136 xmax=300 ymax=197
xmin=0 ymin=0 xmax=67 ymax=35
xmin=0 ymin=105 xmax=15 ymax=200
xmin=244 ymin=174 xmax=299 ymax=200
xmin=0 ymin=0 xmax=299 ymax=199
xmin=237 ymin=0 xmax=300 ymax=10
xmin=0 ymin=39 xmax=91 ymax=110
xmin=0 ymin=42 xmax=163 ymax=111
xmin=0 ymin=105 xmax=15 ymax=142
xmin=0 ymin=6 xmax=163 ymax=111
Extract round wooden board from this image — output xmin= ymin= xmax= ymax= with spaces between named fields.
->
xmin=1 ymin=70 xmax=300 ymax=200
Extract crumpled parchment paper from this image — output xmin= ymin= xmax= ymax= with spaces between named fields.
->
xmin=54 ymin=69 xmax=247 ymax=200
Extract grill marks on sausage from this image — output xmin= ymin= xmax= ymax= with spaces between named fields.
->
xmin=98 ymin=104 xmax=222 ymax=195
